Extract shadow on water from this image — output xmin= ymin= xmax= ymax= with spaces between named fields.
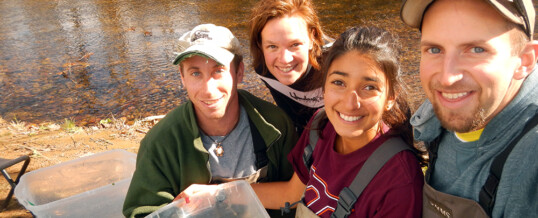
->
xmin=2 ymin=0 xmax=534 ymax=125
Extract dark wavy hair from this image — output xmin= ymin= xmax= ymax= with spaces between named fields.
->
xmin=249 ymin=0 xmax=324 ymax=75
xmin=318 ymin=26 xmax=425 ymax=164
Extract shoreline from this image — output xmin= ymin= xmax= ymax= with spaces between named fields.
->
xmin=0 ymin=116 xmax=155 ymax=217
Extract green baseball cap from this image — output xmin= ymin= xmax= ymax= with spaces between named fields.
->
xmin=173 ymin=24 xmax=241 ymax=66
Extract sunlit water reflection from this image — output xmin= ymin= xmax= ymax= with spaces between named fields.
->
xmin=4 ymin=0 xmax=533 ymax=125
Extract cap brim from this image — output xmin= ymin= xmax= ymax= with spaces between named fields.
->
xmin=173 ymin=45 xmax=234 ymax=66
xmin=487 ymin=0 xmax=534 ymax=39
xmin=400 ymin=0 xmax=434 ymax=28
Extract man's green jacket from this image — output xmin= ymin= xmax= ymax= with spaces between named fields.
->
xmin=123 ymin=90 xmax=298 ymax=217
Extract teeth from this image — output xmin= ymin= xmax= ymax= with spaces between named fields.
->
xmin=278 ymin=66 xmax=294 ymax=72
xmin=202 ymin=97 xmax=221 ymax=105
xmin=339 ymin=113 xmax=362 ymax=122
xmin=442 ymin=92 xmax=468 ymax=99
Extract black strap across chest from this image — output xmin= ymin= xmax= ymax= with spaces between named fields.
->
xmin=300 ymin=109 xmax=411 ymax=218
xmin=426 ymin=108 xmax=538 ymax=216
xmin=331 ymin=137 xmax=410 ymax=218
xmin=479 ymin=111 xmax=538 ymax=215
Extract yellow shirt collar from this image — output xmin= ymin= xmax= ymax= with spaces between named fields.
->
xmin=455 ymin=128 xmax=484 ymax=142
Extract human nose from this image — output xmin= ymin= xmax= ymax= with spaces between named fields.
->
xmin=344 ymin=90 xmax=361 ymax=110
xmin=202 ymin=77 xmax=219 ymax=94
xmin=279 ymin=49 xmax=294 ymax=63
xmin=439 ymin=52 xmax=464 ymax=86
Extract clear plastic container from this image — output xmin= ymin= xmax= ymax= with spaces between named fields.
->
xmin=14 ymin=149 xmax=136 ymax=218
xmin=145 ymin=180 xmax=269 ymax=218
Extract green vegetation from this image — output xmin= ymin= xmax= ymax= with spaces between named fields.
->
xmin=61 ymin=118 xmax=82 ymax=133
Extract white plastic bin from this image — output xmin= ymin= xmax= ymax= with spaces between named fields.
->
xmin=14 ymin=149 xmax=136 ymax=217
xmin=145 ymin=180 xmax=269 ymax=218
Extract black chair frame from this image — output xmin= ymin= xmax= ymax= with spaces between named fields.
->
xmin=1 ymin=155 xmax=30 ymax=211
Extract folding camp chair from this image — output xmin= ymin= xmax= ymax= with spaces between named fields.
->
xmin=0 ymin=155 xmax=30 ymax=211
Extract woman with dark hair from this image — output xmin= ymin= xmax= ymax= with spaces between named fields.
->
xmin=252 ymin=26 xmax=424 ymax=217
xmin=178 ymin=26 xmax=424 ymax=218
xmin=249 ymin=0 xmax=329 ymax=134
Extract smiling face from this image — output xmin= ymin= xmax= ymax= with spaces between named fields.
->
xmin=180 ymin=55 xmax=243 ymax=125
xmin=260 ymin=15 xmax=311 ymax=85
xmin=420 ymin=0 xmax=526 ymax=132
xmin=324 ymin=51 xmax=392 ymax=145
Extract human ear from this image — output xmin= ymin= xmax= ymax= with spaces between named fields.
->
xmin=385 ymin=88 xmax=397 ymax=111
xmin=514 ymin=41 xmax=538 ymax=80
xmin=179 ymin=66 xmax=186 ymax=88
xmin=236 ymin=61 xmax=245 ymax=83
xmin=309 ymin=29 xmax=315 ymax=50
xmin=385 ymin=99 xmax=395 ymax=111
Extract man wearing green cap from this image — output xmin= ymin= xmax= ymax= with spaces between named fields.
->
xmin=401 ymin=0 xmax=538 ymax=217
xmin=122 ymin=23 xmax=297 ymax=218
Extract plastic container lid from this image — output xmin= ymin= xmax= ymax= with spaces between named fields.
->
xmin=14 ymin=149 xmax=136 ymax=218
xmin=145 ymin=180 xmax=269 ymax=218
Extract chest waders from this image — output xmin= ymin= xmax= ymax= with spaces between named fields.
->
xmin=282 ymin=109 xmax=412 ymax=218
xmin=423 ymin=110 xmax=538 ymax=218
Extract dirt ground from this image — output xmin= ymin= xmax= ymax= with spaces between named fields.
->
xmin=0 ymin=117 xmax=157 ymax=218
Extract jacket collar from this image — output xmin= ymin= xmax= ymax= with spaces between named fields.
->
xmin=183 ymin=90 xmax=282 ymax=153
xmin=411 ymin=67 xmax=538 ymax=143
xmin=237 ymin=90 xmax=281 ymax=148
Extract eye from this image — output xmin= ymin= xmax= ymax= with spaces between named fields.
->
xmin=215 ymin=67 xmax=225 ymax=74
xmin=330 ymin=79 xmax=345 ymax=87
xmin=427 ymin=47 xmax=441 ymax=54
xmin=470 ymin=47 xmax=485 ymax=53
xmin=190 ymin=71 xmax=201 ymax=77
xmin=292 ymin=43 xmax=301 ymax=47
xmin=364 ymin=85 xmax=378 ymax=91
xmin=266 ymin=45 xmax=277 ymax=50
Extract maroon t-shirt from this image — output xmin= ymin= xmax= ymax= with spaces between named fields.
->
xmin=288 ymin=117 xmax=423 ymax=218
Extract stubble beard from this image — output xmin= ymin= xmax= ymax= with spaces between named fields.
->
xmin=433 ymin=101 xmax=487 ymax=133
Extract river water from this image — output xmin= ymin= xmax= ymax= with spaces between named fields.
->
xmin=3 ymin=0 xmax=531 ymax=125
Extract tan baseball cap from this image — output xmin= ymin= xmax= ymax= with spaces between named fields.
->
xmin=400 ymin=0 xmax=535 ymax=39
xmin=173 ymin=24 xmax=241 ymax=66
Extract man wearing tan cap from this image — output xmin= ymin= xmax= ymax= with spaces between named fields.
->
xmin=123 ymin=24 xmax=297 ymax=218
xmin=401 ymin=0 xmax=538 ymax=217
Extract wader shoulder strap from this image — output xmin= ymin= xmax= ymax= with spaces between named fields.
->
xmin=331 ymin=137 xmax=411 ymax=218
xmin=248 ymin=118 xmax=268 ymax=170
xmin=479 ymin=110 xmax=538 ymax=215
xmin=425 ymin=133 xmax=443 ymax=183
xmin=303 ymin=108 xmax=326 ymax=172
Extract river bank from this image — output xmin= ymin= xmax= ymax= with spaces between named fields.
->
xmin=0 ymin=116 xmax=159 ymax=217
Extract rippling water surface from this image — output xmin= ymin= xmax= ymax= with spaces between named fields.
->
xmin=0 ymin=0 xmax=464 ymax=125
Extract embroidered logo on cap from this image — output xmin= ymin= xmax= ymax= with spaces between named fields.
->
xmin=192 ymin=30 xmax=212 ymax=42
